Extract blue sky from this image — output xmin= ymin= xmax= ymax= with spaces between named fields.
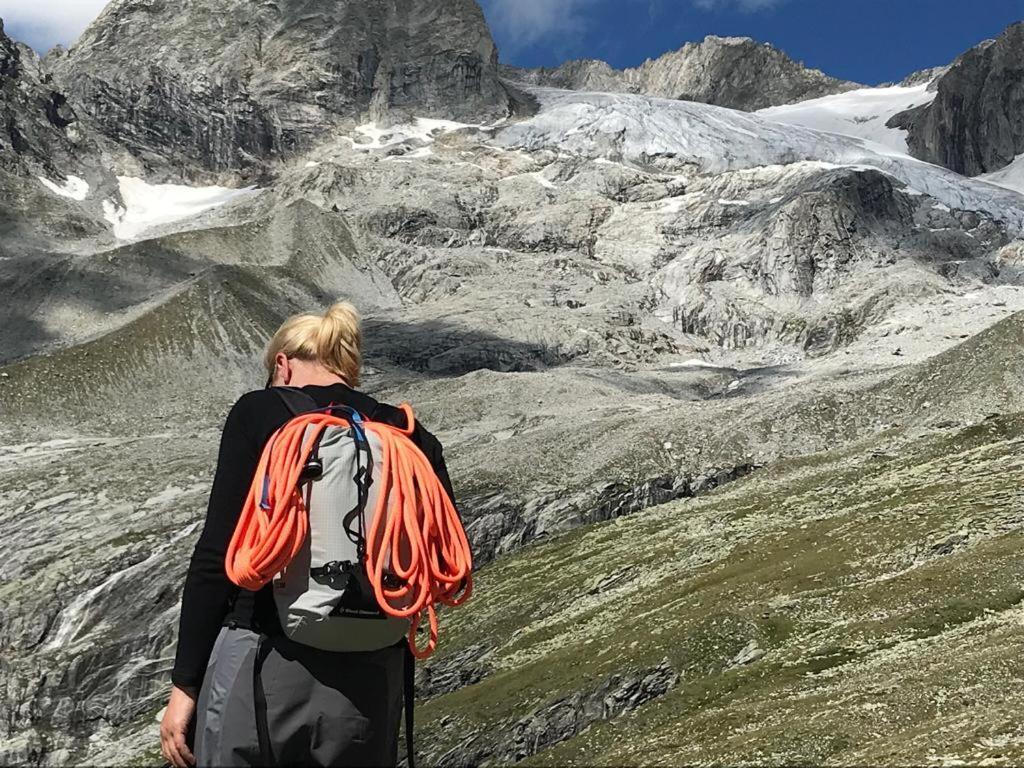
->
xmin=3 ymin=0 xmax=1021 ymax=86
xmin=479 ymin=0 xmax=1023 ymax=84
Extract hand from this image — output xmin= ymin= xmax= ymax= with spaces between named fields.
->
xmin=160 ymin=685 xmax=198 ymax=768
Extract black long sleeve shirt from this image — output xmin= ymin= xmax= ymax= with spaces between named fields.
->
xmin=171 ymin=383 xmax=456 ymax=689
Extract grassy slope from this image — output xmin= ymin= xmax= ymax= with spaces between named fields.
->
xmin=421 ymin=414 xmax=1024 ymax=765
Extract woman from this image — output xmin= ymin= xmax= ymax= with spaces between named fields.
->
xmin=160 ymin=302 xmax=457 ymax=768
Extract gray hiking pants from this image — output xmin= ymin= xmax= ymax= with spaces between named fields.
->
xmin=194 ymin=627 xmax=405 ymax=767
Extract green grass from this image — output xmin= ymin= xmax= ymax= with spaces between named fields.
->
xmin=419 ymin=413 xmax=1024 ymax=765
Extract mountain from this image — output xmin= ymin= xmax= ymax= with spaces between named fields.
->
xmin=0 ymin=19 xmax=120 ymax=247
xmin=502 ymin=35 xmax=858 ymax=111
xmin=51 ymin=0 xmax=516 ymax=178
xmin=0 ymin=21 xmax=82 ymax=176
xmin=3 ymin=6 xmax=1024 ymax=766
xmin=892 ymin=22 xmax=1024 ymax=176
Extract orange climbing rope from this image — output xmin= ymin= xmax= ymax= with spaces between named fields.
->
xmin=225 ymin=404 xmax=473 ymax=658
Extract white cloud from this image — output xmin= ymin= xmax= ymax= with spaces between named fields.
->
xmin=0 ymin=0 xmax=109 ymax=50
xmin=482 ymin=0 xmax=602 ymax=51
xmin=692 ymin=0 xmax=785 ymax=10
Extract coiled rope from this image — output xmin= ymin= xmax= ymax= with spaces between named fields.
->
xmin=225 ymin=404 xmax=472 ymax=658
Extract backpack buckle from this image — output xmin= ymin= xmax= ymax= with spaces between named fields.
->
xmin=311 ymin=560 xmax=355 ymax=590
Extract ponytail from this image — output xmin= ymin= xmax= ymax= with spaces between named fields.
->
xmin=315 ymin=302 xmax=362 ymax=385
xmin=264 ymin=301 xmax=362 ymax=386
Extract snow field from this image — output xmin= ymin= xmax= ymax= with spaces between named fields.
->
xmin=102 ymin=177 xmax=258 ymax=241
xmin=757 ymin=83 xmax=936 ymax=153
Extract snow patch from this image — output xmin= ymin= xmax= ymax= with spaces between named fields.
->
xmin=718 ymin=199 xmax=750 ymax=206
xmin=980 ymin=154 xmax=1024 ymax=196
xmin=498 ymin=170 xmax=558 ymax=189
xmin=350 ymin=117 xmax=479 ymax=151
xmin=757 ymin=84 xmax=935 ymax=154
xmin=533 ymin=172 xmax=556 ymax=189
xmin=384 ymin=147 xmax=436 ymax=162
xmin=404 ymin=147 xmax=436 ymax=159
xmin=670 ymin=359 xmax=727 ymax=369
xmin=38 ymin=174 xmax=89 ymax=201
xmin=103 ymin=176 xmax=258 ymax=241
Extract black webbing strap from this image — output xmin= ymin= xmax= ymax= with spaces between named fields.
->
xmin=404 ymin=644 xmax=416 ymax=768
xmin=273 ymin=387 xmax=320 ymax=417
xmin=253 ymin=635 xmax=275 ymax=766
xmin=342 ymin=425 xmax=374 ymax=553
xmin=274 ymin=387 xmax=374 ymax=549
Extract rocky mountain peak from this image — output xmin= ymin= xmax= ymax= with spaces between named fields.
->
xmin=640 ymin=34 xmax=858 ymax=110
xmin=697 ymin=34 xmax=757 ymax=47
xmin=54 ymin=0 xmax=514 ymax=177
xmin=0 ymin=16 xmax=122 ymax=251
xmin=1 ymin=20 xmax=20 ymax=79
xmin=0 ymin=18 xmax=85 ymax=175
xmin=892 ymin=21 xmax=1024 ymax=176
xmin=504 ymin=33 xmax=858 ymax=112
xmin=896 ymin=65 xmax=949 ymax=88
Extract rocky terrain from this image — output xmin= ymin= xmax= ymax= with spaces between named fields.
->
xmin=893 ymin=22 xmax=1024 ymax=177
xmin=2 ymin=3 xmax=1024 ymax=766
xmin=50 ymin=0 xmax=519 ymax=178
xmin=0 ymin=19 xmax=123 ymax=246
xmin=503 ymin=35 xmax=857 ymax=112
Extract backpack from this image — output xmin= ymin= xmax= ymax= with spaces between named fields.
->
xmin=269 ymin=387 xmax=412 ymax=652
xmin=226 ymin=385 xmax=472 ymax=654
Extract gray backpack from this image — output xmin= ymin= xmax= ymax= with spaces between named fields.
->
xmin=269 ymin=388 xmax=412 ymax=652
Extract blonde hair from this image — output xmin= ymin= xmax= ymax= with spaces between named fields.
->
xmin=264 ymin=301 xmax=362 ymax=386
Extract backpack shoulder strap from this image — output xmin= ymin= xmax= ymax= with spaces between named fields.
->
xmin=404 ymin=644 xmax=416 ymax=768
xmin=273 ymin=387 xmax=320 ymax=418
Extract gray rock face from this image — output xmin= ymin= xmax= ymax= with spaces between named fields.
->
xmin=892 ymin=23 xmax=1024 ymax=176
xmin=0 ymin=20 xmax=85 ymax=176
xmin=54 ymin=0 xmax=513 ymax=176
xmin=418 ymin=643 xmax=493 ymax=698
xmin=503 ymin=35 xmax=858 ymax=111
xmin=897 ymin=65 xmax=949 ymax=88
xmin=429 ymin=661 xmax=679 ymax=766
xmin=463 ymin=465 xmax=758 ymax=567
xmin=0 ymin=20 xmax=116 ymax=247
xmin=501 ymin=58 xmax=628 ymax=94
xmin=662 ymin=167 xmax=983 ymax=355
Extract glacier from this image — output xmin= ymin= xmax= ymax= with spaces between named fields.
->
xmin=494 ymin=87 xmax=1024 ymax=234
